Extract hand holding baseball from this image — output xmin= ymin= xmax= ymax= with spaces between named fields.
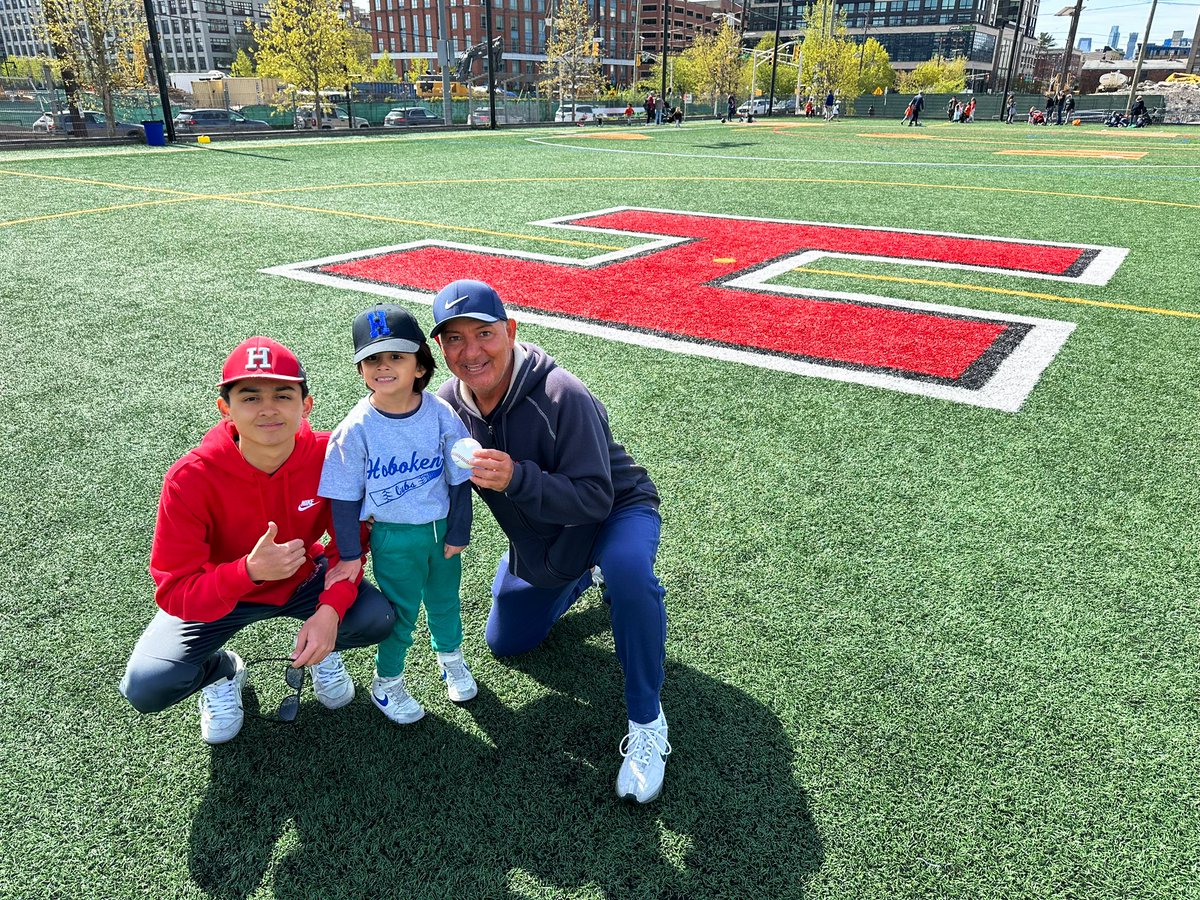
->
xmin=468 ymin=448 xmax=514 ymax=492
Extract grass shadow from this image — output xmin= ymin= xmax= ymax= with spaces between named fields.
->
xmin=187 ymin=605 xmax=823 ymax=899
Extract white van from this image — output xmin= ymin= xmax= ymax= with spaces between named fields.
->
xmin=553 ymin=103 xmax=634 ymax=124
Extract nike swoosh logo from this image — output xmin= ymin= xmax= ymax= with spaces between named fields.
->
xmin=297 ymin=499 xmax=316 ymax=512
xmin=373 ymin=692 xmax=389 ymax=707
xmin=443 ymin=294 xmax=471 ymax=310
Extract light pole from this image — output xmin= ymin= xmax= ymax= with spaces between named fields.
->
xmin=766 ymin=0 xmax=784 ymax=114
xmin=1126 ymin=0 xmax=1159 ymax=117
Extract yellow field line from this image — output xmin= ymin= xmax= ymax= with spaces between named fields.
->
xmin=3 ymin=170 xmax=1198 ymax=242
xmin=0 ymin=167 xmax=211 ymax=197
xmin=0 ymin=196 xmax=200 ymax=227
xmin=205 ymin=194 xmax=627 ymax=249
xmin=220 ymin=175 xmax=1200 ymax=211
xmin=796 ymin=266 xmax=1200 ymax=319
xmin=995 ymin=149 xmax=1147 ymax=159
xmin=852 ymin=131 xmax=1200 ymax=152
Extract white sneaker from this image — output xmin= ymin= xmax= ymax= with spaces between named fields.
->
xmin=308 ymin=650 xmax=354 ymax=709
xmin=436 ymin=648 xmax=478 ymax=702
xmin=591 ymin=565 xmax=606 ymax=591
xmin=199 ymin=651 xmax=247 ymax=745
xmin=616 ymin=710 xmax=671 ymax=804
xmin=370 ymin=673 xmax=425 ymax=724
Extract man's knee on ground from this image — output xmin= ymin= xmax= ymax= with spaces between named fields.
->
xmin=484 ymin=623 xmax=545 ymax=657
xmin=119 ymin=667 xmax=180 ymax=714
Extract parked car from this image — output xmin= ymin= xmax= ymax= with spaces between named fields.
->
xmin=173 ymin=108 xmax=271 ymax=133
xmin=777 ymin=98 xmax=799 ymax=114
xmin=468 ymin=105 xmax=526 ymax=126
xmin=294 ymin=104 xmax=369 ymax=129
xmin=736 ymin=98 xmax=774 ymax=117
xmin=383 ymin=106 xmax=442 ymax=127
xmin=553 ymin=104 xmax=631 ymax=124
xmin=32 ymin=110 xmax=145 ymax=140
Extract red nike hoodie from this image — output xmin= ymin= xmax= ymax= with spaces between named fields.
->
xmin=149 ymin=419 xmax=356 ymax=623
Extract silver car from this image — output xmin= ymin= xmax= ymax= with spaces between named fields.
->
xmin=294 ymin=105 xmax=370 ymax=129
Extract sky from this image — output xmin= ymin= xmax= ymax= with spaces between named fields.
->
xmin=1034 ymin=1 xmax=1200 ymax=49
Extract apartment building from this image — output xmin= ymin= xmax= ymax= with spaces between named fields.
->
xmin=0 ymin=0 xmax=54 ymax=60
xmin=366 ymin=0 xmax=744 ymax=90
xmin=151 ymin=0 xmax=271 ymax=73
xmin=742 ymin=0 xmax=1041 ymax=90
xmin=0 ymin=0 xmax=270 ymax=74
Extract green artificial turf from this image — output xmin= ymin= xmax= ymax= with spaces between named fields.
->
xmin=1 ymin=120 xmax=1198 ymax=899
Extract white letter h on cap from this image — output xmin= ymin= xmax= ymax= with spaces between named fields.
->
xmin=245 ymin=347 xmax=272 ymax=370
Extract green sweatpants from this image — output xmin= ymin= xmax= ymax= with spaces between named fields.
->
xmin=370 ymin=518 xmax=463 ymax=678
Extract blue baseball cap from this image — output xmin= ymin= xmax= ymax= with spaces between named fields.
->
xmin=430 ymin=280 xmax=508 ymax=338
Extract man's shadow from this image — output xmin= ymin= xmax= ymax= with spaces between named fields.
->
xmin=188 ymin=603 xmax=824 ymax=899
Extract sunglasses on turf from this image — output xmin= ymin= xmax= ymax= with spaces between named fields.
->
xmin=245 ymin=656 xmax=304 ymax=723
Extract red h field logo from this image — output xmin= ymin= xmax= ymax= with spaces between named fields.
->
xmin=263 ymin=208 xmax=1127 ymax=412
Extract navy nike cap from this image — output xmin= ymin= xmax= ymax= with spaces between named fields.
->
xmin=430 ymin=280 xmax=508 ymax=338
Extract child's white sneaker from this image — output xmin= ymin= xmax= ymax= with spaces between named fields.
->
xmin=370 ymin=673 xmax=425 ymax=724
xmin=436 ymin=648 xmax=478 ymax=702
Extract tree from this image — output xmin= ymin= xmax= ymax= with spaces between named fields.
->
xmin=2 ymin=56 xmax=61 ymax=87
xmin=369 ymin=51 xmax=397 ymax=82
xmin=896 ymin=55 xmax=966 ymax=93
xmin=680 ymin=19 xmax=742 ymax=114
xmin=540 ymin=0 xmax=603 ymax=106
xmin=748 ymin=35 xmax=798 ymax=102
xmin=252 ymin=0 xmax=360 ymax=120
xmin=1037 ymin=32 xmax=1058 ymax=50
xmin=40 ymin=0 xmax=147 ymax=136
xmin=799 ymin=0 xmax=861 ymax=107
xmin=405 ymin=56 xmax=429 ymax=84
xmin=856 ymin=38 xmax=895 ymax=96
xmin=230 ymin=49 xmax=256 ymax=77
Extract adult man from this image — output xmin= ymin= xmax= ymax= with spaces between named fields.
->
xmin=431 ymin=280 xmax=670 ymax=804
xmin=120 ymin=337 xmax=394 ymax=743
xmin=908 ymin=90 xmax=924 ymax=126
xmin=1131 ymin=93 xmax=1148 ymax=125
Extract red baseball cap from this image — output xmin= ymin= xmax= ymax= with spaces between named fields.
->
xmin=219 ymin=336 xmax=308 ymax=387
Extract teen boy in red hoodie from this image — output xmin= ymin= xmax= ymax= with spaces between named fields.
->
xmin=120 ymin=337 xmax=394 ymax=743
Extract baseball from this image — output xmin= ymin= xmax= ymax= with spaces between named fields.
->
xmin=451 ymin=437 xmax=482 ymax=469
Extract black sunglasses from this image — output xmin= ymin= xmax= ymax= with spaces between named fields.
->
xmin=245 ymin=657 xmax=305 ymax=723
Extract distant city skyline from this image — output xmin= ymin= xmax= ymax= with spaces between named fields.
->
xmin=1035 ymin=1 xmax=1199 ymax=49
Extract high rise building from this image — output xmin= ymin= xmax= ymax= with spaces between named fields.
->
xmin=1076 ymin=37 xmax=1091 ymax=53
xmin=1125 ymin=31 xmax=1137 ymax=60
xmin=741 ymin=0 xmax=1042 ymax=91
xmin=0 ymin=0 xmax=54 ymax=60
xmin=1107 ymin=25 xmax=1119 ymax=50
xmin=149 ymin=0 xmax=271 ymax=73
xmin=0 ymin=0 xmax=271 ymax=74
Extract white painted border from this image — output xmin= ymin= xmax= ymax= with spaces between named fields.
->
xmin=261 ymin=207 xmax=1107 ymax=412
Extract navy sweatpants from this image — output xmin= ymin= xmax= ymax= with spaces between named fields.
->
xmin=120 ymin=561 xmax=395 ymax=714
xmin=485 ymin=505 xmax=666 ymax=724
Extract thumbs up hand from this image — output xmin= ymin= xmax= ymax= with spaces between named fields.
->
xmin=246 ymin=521 xmax=306 ymax=583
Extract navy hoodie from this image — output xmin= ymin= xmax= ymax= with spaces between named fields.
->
xmin=438 ymin=343 xmax=658 ymax=588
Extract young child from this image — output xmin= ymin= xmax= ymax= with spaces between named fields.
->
xmin=320 ymin=304 xmax=477 ymax=725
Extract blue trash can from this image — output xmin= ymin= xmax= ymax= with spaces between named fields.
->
xmin=142 ymin=120 xmax=166 ymax=146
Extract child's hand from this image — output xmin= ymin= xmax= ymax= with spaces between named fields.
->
xmin=325 ymin=556 xmax=362 ymax=589
xmin=444 ymin=543 xmax=466 ymax=559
